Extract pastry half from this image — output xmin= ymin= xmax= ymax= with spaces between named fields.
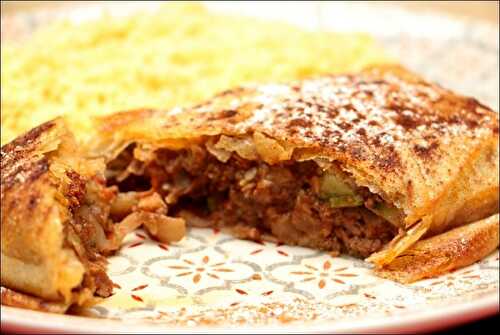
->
xmin=1 ymin=119 xmax=105 ymax=311
xmin=89 ymin=65 xmax=499 ymax=266
xmin=1 ymin=118 xmax=184 ymax=312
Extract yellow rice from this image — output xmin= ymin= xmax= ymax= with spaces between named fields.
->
xmin=1 ymin=3 xmax=388 ymax=144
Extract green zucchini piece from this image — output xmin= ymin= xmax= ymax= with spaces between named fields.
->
xmin=370 ymin=202 xmax=401 ymax=225
xmin=328 ymin=194 xmax=364 ymax=208
xmin=319 ymin=173 xmax=356 ymax=198
xmin=319 ymin=173 xmax=363 ymax=208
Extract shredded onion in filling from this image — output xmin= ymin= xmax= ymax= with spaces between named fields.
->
xmin=104 ymin=191 xmax=186 ymax=252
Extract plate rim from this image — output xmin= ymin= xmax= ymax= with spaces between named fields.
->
xmin=1 ymin=291 xmax=498 ymax=333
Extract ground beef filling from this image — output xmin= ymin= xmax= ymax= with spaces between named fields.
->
xmin=110 ymin=146 xmax=396 ymax=258
xmin=63 ymin=172 xmax=116 ymax=298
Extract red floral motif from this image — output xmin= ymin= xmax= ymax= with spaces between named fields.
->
xmin=113 ymin=283 xmax=149 ymax=304
xmin=158 ymin=244 xmax=169 ymax=251
xmin=131 ymin=294 xmax=144 ymax=302
xmin=290 ymin=260 xmax=358 ymax=289
xmin=132 ymin=284 xmax=149 ymax=291
xmin=166 ymin=255 xmax=235 ymax=284
xmin=277 ymin=250 xmax=289 ymax=257
xmin=235 ymin=289 xmax=248 ymax=295
xmin=233 ymin=287 xmax=274 ymax=297
xmin=249 ymin=249 xmax=263 ymax=255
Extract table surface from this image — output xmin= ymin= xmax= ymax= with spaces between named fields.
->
xmin=0 ymin=1 xmax=498 ymax=333
xmin=1 ymin=0 xmax=499 ymax=25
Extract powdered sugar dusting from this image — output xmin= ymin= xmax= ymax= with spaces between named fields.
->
xmin=186 ymin=68 xmax=497 ymax=175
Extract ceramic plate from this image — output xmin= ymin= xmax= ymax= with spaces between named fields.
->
xmin=1 ymin=2 xmax=499 ymax=333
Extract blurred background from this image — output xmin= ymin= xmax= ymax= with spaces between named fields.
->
xmin=1 ymin=1 xmax=498 ymax=144
xmin=2 ymin=1 xmax=499 ymax=23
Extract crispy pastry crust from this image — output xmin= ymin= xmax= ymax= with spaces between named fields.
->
xmin=1 ymin=119 xmax=101 ymax=305
xmin=90 ymin=65 xmax=499 ymax=264
xmin=374 ymin=214 xmax=499 ymax=283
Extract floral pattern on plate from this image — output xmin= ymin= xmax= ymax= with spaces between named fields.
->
xmin=1 ymin=1 xmax=498 ymax=330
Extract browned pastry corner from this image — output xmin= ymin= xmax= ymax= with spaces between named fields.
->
xmin=375 ymin=213 xmax=499 ymax=283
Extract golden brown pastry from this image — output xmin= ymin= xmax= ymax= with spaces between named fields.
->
xmin=1 ymin=119 xmax=108 ymax=311
xmin=375 ymin=213 xmax=499 ymax=283
xmin=1 ymin=119 xmax=185 ymax=312
xmin=89 ymin=65 xmax=499 ymax=263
